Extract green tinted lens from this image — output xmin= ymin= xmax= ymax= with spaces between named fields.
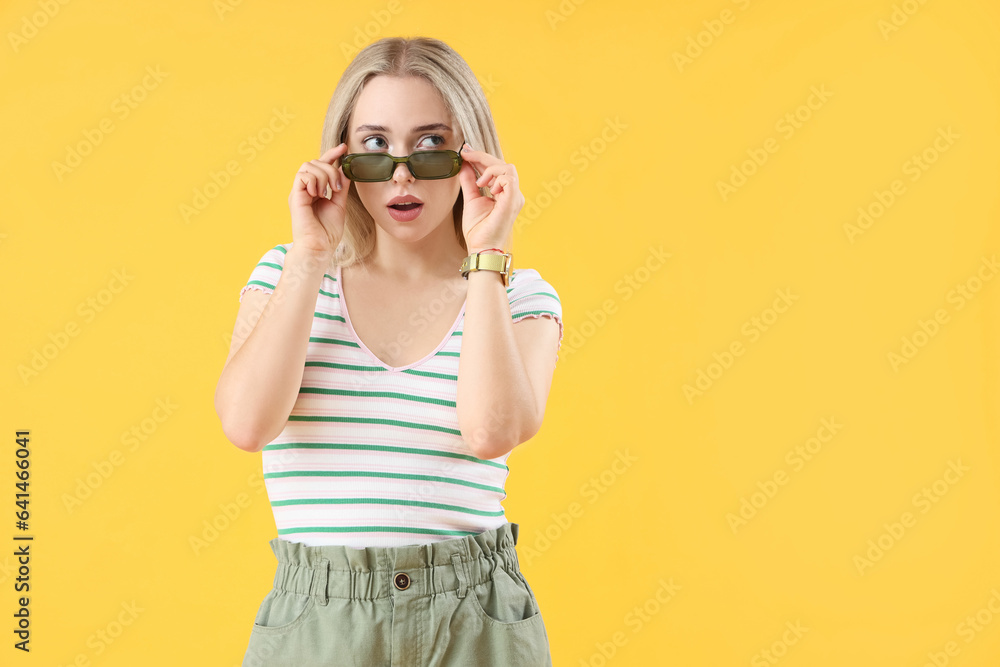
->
xmin=409 ymin=151 xmax=457 ymax=178
xmin=349 ymin=154 xmax=393 ymax=181
xmin=343 ymin=150 xmax=460 ymax=181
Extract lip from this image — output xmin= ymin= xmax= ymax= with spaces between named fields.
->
xmin=388 ymin=195 xmax=424 ymax=206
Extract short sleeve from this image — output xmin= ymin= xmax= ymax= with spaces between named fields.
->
xmin=507 ymin=267 xmax=564 ymax=352
xmin=238 ymin=243 xmax=291 ymax=303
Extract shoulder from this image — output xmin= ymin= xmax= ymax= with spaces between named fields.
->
xmin=263 ymin=242 xmax=294 ymax=266
xmin=507 ymin=267 xmax=564 ymax=351
xmin=508 ymin=268 xmax=561 ymax=310
xmin=238 ymin=242 xmax=293 ymax=302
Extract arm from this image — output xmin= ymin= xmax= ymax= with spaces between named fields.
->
xmin=456 ymin=269 xmax=561 ymax=460
xmin=214 ymin=245 xmax=331 ymax=453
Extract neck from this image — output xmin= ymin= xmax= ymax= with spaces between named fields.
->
xmin=364 ymin=222 xmax=467 ymax=282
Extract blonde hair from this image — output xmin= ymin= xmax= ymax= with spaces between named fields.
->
xmin=320 ymin=37 xmax=503 ymax=269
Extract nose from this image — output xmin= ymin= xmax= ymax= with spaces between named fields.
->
xmin=392 ymin=159 xmax=414 ymax=183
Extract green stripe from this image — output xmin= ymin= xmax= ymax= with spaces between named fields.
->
xmin=246 ymin=279 xmax=275 ymax=290
xmin=298 ymin=386 xmax=454 ymax=407
xmin=402 ymin=368 xmax=458 ymax=380
xmin=277 ymin=525 xmax=480 ymax=537
xmin=511 ymin=290 xmax=561 ymax=305
xmin=262 ymin=470 xmax=505 ymax=494
xmin=286 ymin=415 xmax=462 ymax=436
xmin=308 ymin=336 xmax=362 ymax=348
xmin=318 ymin=288 xmax=339 ymax=299
xmin=262 ymin=442 xmax=508 ymax=470
xmin=270 ymin=497 xmax=505 ymax=516
xmin=314 ymin=311 xmax=347 ymax=322
xmin=513 ymin=309 xmax=560 ymax=319
xmin=305 ymin=361 xmax=387 ymax=373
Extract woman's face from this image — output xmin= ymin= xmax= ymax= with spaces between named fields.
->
xmin=346 ymin=75 xmax=465 ymax=245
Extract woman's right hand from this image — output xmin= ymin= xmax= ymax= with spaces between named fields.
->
xmin=288 ymin=143 xmax=350 ymax=256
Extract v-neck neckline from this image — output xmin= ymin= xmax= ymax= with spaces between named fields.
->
xmin=336 ymin=263 xmax=468 ymax=372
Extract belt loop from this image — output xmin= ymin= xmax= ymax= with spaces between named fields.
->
xmin=450 ymin=553 xmax=468 ymax=599
xmin=312 ymin=558 xmax=330 ymax=606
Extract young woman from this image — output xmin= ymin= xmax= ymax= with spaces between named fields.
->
xmin=215 ymin=37 xmax=563 ymax=666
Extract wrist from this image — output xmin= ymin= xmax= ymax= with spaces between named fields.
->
xmin=287 ymin=244 xmax=334 ymax=274
xmin=466 ymin=246 xmax=507 ymax=255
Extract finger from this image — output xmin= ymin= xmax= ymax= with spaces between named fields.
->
xmin=309 ymin=159 xmax=343 ymax=192
xmin=297 ymin=166 xmax=331 ymax=199
xmin=295 ymin=172 xmax=319 ymax=198
xmin=298 ymin=163 xmax=335 ymax=198
xmin=319 ymin=142 xmax=348 ymax=162
xmin=458 ymin=160 xmax=486 ymax=205
xmin=475 ymin=164 xmax=503 ymax=187
xmin=318 ymin=143 xmax=350 ymax=172
xmin=461 ymin=143 xmax=502 ymax=170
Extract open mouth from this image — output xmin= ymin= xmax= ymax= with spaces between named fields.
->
xmin=389 ymin=203 xmax=422 ymax=211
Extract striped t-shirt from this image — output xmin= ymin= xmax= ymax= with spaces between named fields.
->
xmin=238 ymin=242 xmax=564 ymax=548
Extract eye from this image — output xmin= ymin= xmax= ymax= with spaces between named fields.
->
xmin=417 ymin=135 xmax=446 ymax=150
xmin=361 ymin=136 xmax=388 ymax=151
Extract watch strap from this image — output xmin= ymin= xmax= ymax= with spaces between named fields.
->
xmin=460 ymin=251 xmax=512 ymax=287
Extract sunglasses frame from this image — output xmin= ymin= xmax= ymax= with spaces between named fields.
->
xmin=339 ymin=149 xmax=463 ymax=182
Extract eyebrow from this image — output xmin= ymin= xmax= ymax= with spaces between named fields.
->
xmin=354 ymin=123 xmax=453 ymax=134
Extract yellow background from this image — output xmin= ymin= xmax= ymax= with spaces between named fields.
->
xmin=3 ymin=0 xmax=1000 ymax=664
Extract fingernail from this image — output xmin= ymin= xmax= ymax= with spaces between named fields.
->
xmin=462 ymin=143 xmax=471 ymax=151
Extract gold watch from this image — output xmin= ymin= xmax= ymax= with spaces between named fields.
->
xmin=460 ymin=251 xmax=513 ymax=287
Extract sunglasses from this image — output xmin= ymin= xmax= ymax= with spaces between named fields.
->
xmin=339 ymin=149 xmax=463 ymax=182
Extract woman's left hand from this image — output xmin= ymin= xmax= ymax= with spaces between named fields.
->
xmin=458 ymin=143 xmax=524 ymax=253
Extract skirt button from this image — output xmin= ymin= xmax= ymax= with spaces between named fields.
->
xmin=394 ymin=572 xmax=410 ymax=590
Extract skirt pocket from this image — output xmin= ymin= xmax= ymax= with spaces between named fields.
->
xmin=250 ymin=588 xmax=317 ymax=635
xmin=469 ymin=566 xmax=544 ymax=628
